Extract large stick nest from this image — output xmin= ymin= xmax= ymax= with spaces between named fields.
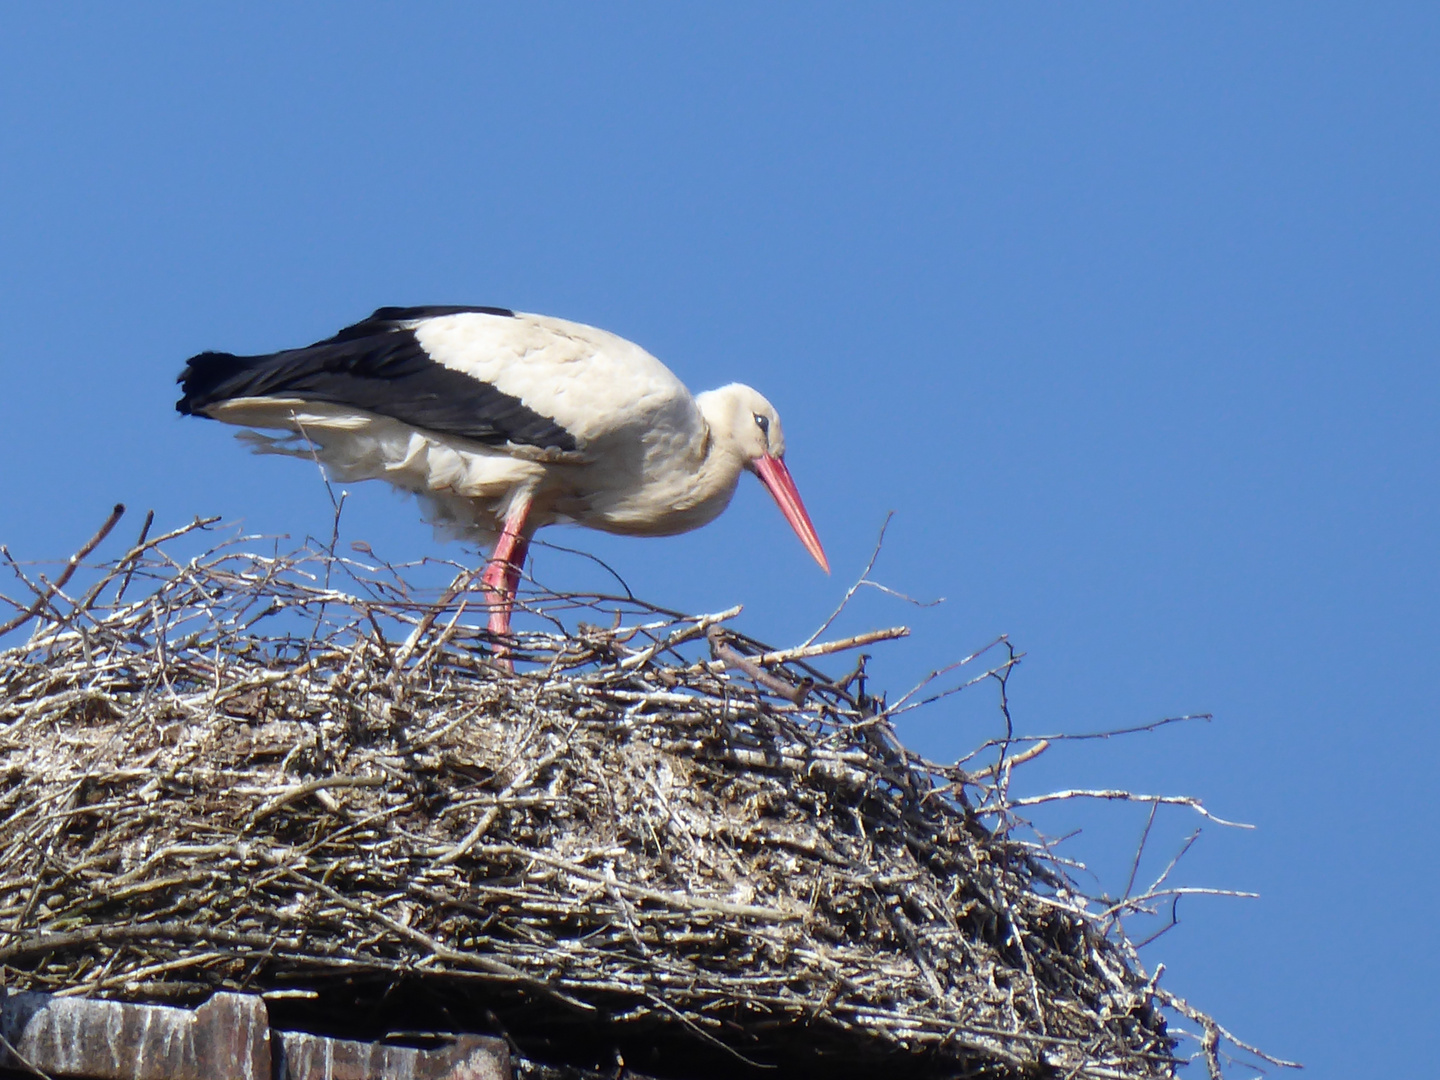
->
xmin=0 ymin=509 xmax=1252 ymax=1079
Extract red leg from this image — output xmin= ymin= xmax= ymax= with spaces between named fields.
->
xmin=503 ymin=531 xmax=532 ymax=600
xmin=480 ymin=495 xmax=533 ymax=642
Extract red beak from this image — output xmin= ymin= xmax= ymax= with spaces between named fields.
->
xmin=753 ymin=454 xmax=830 ymax=573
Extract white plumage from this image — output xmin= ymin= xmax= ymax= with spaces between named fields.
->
xmin=178 ymin=306 xmax=828 ymax=642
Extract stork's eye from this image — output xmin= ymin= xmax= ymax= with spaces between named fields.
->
xmin=753 ymin=413 xmax=770 ymax=437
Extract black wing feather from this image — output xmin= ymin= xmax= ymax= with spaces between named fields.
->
xmin=176 ymin=307 xmax=578 ymax=452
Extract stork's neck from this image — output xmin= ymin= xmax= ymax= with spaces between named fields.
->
xmin=572 ymin=395 xmax=745 ymax=538
xmin=683 ymin=421 xmax=749 ymax=511
xmin=618 ymin=389 xmax=754 ymax=534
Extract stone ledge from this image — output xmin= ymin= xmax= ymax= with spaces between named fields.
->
xmin=0 ymin=990 xmax=509 ymax=1080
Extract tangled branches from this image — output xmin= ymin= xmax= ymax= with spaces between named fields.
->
xmin=0 ymin=509 xmax=1290 ymax=1078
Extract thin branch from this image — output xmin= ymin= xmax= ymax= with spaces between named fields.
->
xmin=0 ymin=503 xmax=125 ymax=637
xmin=804 ymin=512 xmax=895 ymax=646
xmin=1009 ymin=790 xmax=1253 ymax=829
xmin=758 ymin=626 xmax=909 ymax=665
xmin=885 ymin=635 xmax=1013 ymax=715
xmin=1121 ymin=800 xmax=1161 ymax=906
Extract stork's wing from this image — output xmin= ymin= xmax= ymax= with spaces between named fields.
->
xmin=176 ymin=307 xmax=579 ymax=452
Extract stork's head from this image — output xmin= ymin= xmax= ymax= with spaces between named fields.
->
xmin=696 ymin=384 xmax=829 ymax=573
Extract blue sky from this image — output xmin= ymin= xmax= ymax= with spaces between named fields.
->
xmin=2 ymin=5 xmax=1436 ymax=1075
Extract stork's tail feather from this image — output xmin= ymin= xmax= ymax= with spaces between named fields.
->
xmin=176 ymin=351 xmax=255 ymax=417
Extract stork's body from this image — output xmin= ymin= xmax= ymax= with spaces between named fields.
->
xmin=177 ymin=306 xmax=827 ymax=641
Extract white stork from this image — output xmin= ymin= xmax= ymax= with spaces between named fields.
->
xmin=176 ymin=305 xmax=829 ymax=641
